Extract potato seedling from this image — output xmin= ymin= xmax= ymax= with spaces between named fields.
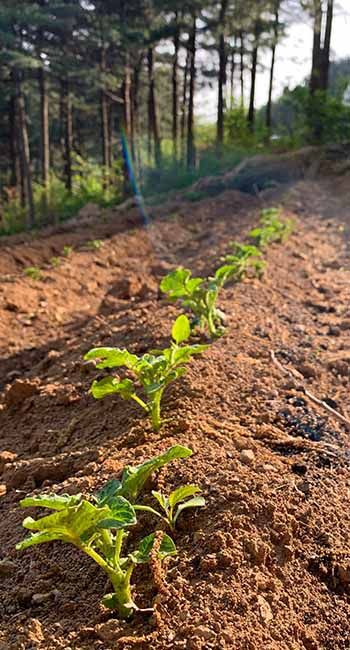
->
xmin=85 ymin=315 xmax=208 ymax=431
xmin=224 ymin=242 xmax=266 ymax=279
xmin=86 ymin=239 xmax=102 ymax=250
xmin=50 ymin=256 xmax=60 ymax=267
xmin=63 ymin=245 xmax=73 ymax=257
xmin=16 ymin=445 xmax=191 ymax=619
xmin=23 ymin=266 xmax=42 ymax=281
xmin=249 ymin=208 xmax=294 ymax=247
xmin=160 ymin=266 xmax=236 ymax=337
xmin=135 ymin=485 xmax=205 ymax=530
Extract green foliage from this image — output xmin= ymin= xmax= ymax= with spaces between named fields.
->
xmin=160 ymin=265 xmax=238 ymax=337
xmin=16 ymin=445 xmax=196 ymax=617
xmin=63 ymin=245 xmax=73 ymax=257
xmin=84 ymin=315 xmax=208 ymax=431
xmin=136 ymin=485 xmax=205 ymax=530
xmin=225 ymin=105 xmax=255 ymax=147
xmin=50 ymin=256 xmax=61 ymax=268
xmin=23 ymin=266 xmax=41 ymax=280
xmin=86 ymin=239 xmax=102 ymax=250
xmin=249 ymin=208 xmax=294 ymax=247
xmin=95 ymin=445 xmax=193 ymax=503
xmin=224 ymin=242 xmax=266 ymax=279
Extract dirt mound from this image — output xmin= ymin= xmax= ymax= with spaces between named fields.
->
xmin=0 ymin=179 xmax=350 ymax=649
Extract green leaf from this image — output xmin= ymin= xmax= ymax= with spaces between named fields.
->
xmin=95 ymin=479 xmax=122 ymax=507
xmin=19 ymin=501 xmax=114 ymax=545
xmin=173 ymin=496 xmax=206 ymax=525
xmin=97 ymin=497 xmax=136 ymax=530
xmin=16 ymin=531 xmax=65 ymax=551
xmin=90 ymin=377 xmax=135 ymax=400
xmin=168 ymin=485 xmax=201 ymax=509
xmin=151 ymin=490 xmax=168 ymax=512
xmin=160 ymin=268 xmax=190 ymax=294
xmin=171 ymin=314 xmax=191 ymax=344
xmin=19 ymin=493 xmax=82 ymax=511
xmin=84 ymin=348 xmax=138 ymax=369
xmin=119 ymin=445 xmax=193 ymax=501
xmin=129 ymin=533 xmax=177 ymax=564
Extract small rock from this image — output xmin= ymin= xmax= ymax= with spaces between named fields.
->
xmin=240 ymin=449 xmax=255 ymax=466
xmin=339 ymin=320 xmax=350 ymax=330
xmin=0 ymin=450 xmax=17 ymax=474
xmin=26 ymin=618 xmax=45 ymax=643
xmin=32 ymin=590 xmax=60 ymax=605
xmin=0 ymin=485 xmax=6 ymax=497
xmin=0 ymin=558 xmax=17 ymax=577
xmin=257 ymin=595 xmax=273 ymax=624
xmin=328 ymin=326 xmax=341 ymax=337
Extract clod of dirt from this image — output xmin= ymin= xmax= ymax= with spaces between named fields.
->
xmin=108 ymin=274 xmax=158 ymax=301
xmin=191 ymin=626 xmax=216 ymax=641
xmin=4 ymin=379 xmax=40 ymax=408
xmin=0 ymin=558 xmax=17 ymax=577
xmin=32 ymin=590 xmax=60 ymax=605
xmin=3 ymin=449 xmax=100 ymax=488
xmin=95 ymin=620 xmax=122 ymax=642
xmin=296 ymin=363 xmax=319 ymax=379
xmin=25 ymin=618 xmax=45 ymax=644
xmin=0 ymin=450 xmax=17 ymax=474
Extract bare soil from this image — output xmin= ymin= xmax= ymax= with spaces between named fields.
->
xmin=0 ymin=177 xmax=350 ymax=650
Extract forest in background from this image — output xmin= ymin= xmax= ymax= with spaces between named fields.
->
xmin=0 ymin=0 xmax=349 ymax=234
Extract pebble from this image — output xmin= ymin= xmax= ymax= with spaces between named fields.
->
xmin=192 ymin=625 xmax=216 ymax=640
xmin=240 ymin=449 xmax=255 ymax=466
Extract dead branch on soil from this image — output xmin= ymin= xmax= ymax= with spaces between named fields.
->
xmin=270 ymin=350 xmax=350 ymax=431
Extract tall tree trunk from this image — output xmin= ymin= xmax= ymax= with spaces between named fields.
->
xmin=147 ymin=47 xmax=161 ymax=167
xmin=216 ymin=0 xmax=228 ymax=151
xmin=309 ymin=0 xmax=322 ymax=95
xmin=187 ymin=14 xmax=197 ymax=170
xmin=123 ymin=59 xmax=132 ymax=141
xmin=131 ymin=56 xmax=142 ymax=171
xmin=239 ymin=32 xmax=244 ymax=106
xmin=61 ymin=78 xmax=73 ymax=192
xmin=9 ymin=94 xmax=20 ymax=190
xmin=100 ymin=46 xmax=110 ymax=179
xmin=230 ymin=48 xmax=235 ymax=109
xmin=180 ymin=49 xmax=190 ymax=163
xmin=247 ymin=24 xmax=259 ymax=129
xmin=14 ymin=70 xmax=35 ymax=227
xmin=266 ymin=1 xmax=279 ymax=131
xmin=39 ymin=67 xmax=50 ymax=189
xmin=320 ymin=0 xmax=333 ymax=90
xmin=172 ymin=11 xmax=180 ymax=159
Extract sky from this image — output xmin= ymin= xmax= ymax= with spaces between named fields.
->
xmin=197 ymin=0 xmax=350 ymax=121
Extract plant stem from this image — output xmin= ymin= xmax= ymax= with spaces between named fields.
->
xmin=131 ymin=394 xmax=148 ymax=412
xmin=207 ymin=310 xmax=217 ymax=337
xmin=150 ymin=390 xmax=162 ymax=431
xmin=110 ymin=565 xmax=135 ymax=619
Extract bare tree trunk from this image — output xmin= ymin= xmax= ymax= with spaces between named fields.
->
xmin=172 ymin=11 xmax=180 ymax=159
xmin=247 ymin=24 xmax=259 ymax=129
xmin=100 ymin=46 xmax=110 ymax=179
xmin=147 ymin=47 xmax=161 ymax=167
xmin=320 ymin=0 xmax=333 ymax=90
xmin=239 ymin=32 xmax=244 ymax=106
xmin=309 ymin=0 xmax=322 ymax=95
xmin=131 ymin=56 xmax=142 ymax=171
xmin=230 ymin=48 xmax=235 ymax=109
xmin=266 ymin=1 xmax=279 ymax=131
xmin=187 ymin=14 xmax=197 ymax=170
xmin=181 ymin=48 xmax=190 ymax=163
xmin=61 ymin=78 xmax=73 ymax=193
xmin=216 ymin=0 xmax=228 ymax=151
xmin=9 ymin=94 xmax=20 ymax=190
xmin=39 ymin=67 xmax=50 ymax=189
xmin=14 ymin=70 xmax=35 ymax=227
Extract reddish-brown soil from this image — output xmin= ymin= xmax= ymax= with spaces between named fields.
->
xmin=1 ymin=178 xmax=350 ymax=650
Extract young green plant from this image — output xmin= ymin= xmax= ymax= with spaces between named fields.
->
xmin=135 ymin=485 xmax=205 ymax=531
xmin=85 ymin=315 xmax=208 ymax=431
xmin=224 ymin=242 xmax=266 ymax=279
xmin=16 ymin=445 xmax=191 ymax=619
xmin=160 ymin=265 xmax=237 ymax=337
xmin=23 ymin=266 xmax=42 ymax=281
xmin=249 ymin=208 xmax=294 ymax=247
